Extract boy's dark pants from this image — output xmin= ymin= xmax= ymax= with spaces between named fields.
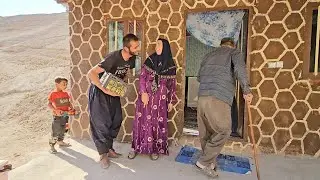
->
xmin=49 ymin=116 xmax=69 ymax=145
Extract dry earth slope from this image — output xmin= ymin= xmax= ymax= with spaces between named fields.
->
xmin=0 ymin=13 xmax=70 ymax=167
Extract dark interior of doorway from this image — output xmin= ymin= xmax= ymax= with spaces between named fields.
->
xmin=184 ymin=9 xmax=249 ymax=139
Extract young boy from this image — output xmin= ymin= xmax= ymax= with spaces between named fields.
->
xmin=48 ymin=77 xmax=75 ymax=153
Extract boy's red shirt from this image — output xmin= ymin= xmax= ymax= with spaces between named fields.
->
xmin=48 ymin=90 xmax=71 ymax=111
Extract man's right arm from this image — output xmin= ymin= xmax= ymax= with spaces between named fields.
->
xmin=88 ymin=65 xmax=105 ymax=90
xmin=88 ymin=64 xmax=117 ymax=96
xmin=231 ymin=49 xmax=253 ymax=104
xmin=231 ymin=49 xmax=251 ymax=94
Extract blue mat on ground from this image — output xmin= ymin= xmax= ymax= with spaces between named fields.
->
xmin=175 ymin=145 xmax=252 ymax=174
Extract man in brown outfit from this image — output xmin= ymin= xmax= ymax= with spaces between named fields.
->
xmin=196 ymin=38 xmax=253 ymax=178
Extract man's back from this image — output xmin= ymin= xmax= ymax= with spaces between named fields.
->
xmin=198 ymin=46 xmax=250 ymax=106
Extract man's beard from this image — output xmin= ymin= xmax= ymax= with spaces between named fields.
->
xmin=125 ymin=47 xmax=138 ymax=56
xmin=128 ymin=49 xmax=138 ymax=56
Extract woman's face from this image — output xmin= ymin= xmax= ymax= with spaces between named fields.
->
xmin=155 ymin=40 xmax=163 ymax=55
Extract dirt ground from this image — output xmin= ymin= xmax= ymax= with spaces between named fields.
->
xmin=9 ymin=139 xmax=320 ymax=180
xmin=0 ymin=13 xmax=70 ymax=167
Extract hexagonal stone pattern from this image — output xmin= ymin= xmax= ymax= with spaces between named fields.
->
xmin=80 ymin=112 xmax=89 ymax=129
xmin=65 ymin=0 xmax=319 ymax=156
xmin=275 ymin=71 xmax=294 ymax=89
xmin=252 ymin=15 xmax=269 ymax=34
xmin=306 ymin=111 xmax=320 ymax=132
xmin=283 ymin=32 xmax=300 ymax=50
xmin=259 ymin=80 xmax=277 ymax=98
xmin=256 ymin=0 xmax=274 ymax=13
xmin=291 ymin=122 xmax=307 ymax=138
xmin=158 ymin=3 xmax=172 ymax=19
xmin=250 ymin=70 xmax=263 ymax=87
xmin=293 ymin=63 xmax=303 ymax=81
xmin=307 ymin=93 xmax=320 ymax=109
xmin=250 ymin=53 xmax=265 ymax=69
xmin=292 ymin=101 xmax=309 ymax=120
xmin=274 ymin=111 xmax=294 ymax=128
xmin=285 ymin=140 xmax=302 ymax=155
xmin=295 ymin=43 xmax=304 ymax=63
xmin=263 ymin=41 xmax=285 ymax=59
xmin=251 ymin=108 xmax=262 ymax=125
xmin=291 ymin=82 xmax=310 ymax=100
xmin=282 ymin=51 xmax=298 ymax=69
xmin=261 ymin=68 xmax=279 ymax=78
xmin=248 ymin=125 xmax=261 ymax=145
xmin=265 ymin=23 xmax=286 ymax=39
xmin=268 ymin=2 xmax=289 ymax=22
xmin=71 ymin=50 xmax=81 ymax=65
xmin=285 ymin=13 xmax=304 ymax=30
xmin=169 ymin=13 xmax=182 ymax=26
xmin=71 ymin=66 xmax=81 ymax=83
xmin=260 ymin=119 xmax=275 ymax=136
xmin=258 ymin=100 xmax=277 ymax=118
xmin=273 ymin=129 xmax=291 ymax=151
xmin=275 ymin=91 xmax=295 ymax=109
xmin=303 ymin=133 xmax=320 ymax=156
xmin=251 ymin=88 xmax=259 ymax=106
xmin=147 ymin=14 xmax=160 ymax=27
xmin=252 ymin=35 xmax=267 ymax=51
xmin=259 ymin=137 xmax=275 ymax=153
xmin=288 ymin=0 xmax=305 ymax=11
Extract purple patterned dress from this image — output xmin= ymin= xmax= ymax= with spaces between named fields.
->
xmin=132 ymin=65 xmax=176 ymax=155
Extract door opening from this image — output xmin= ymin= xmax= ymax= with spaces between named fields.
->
xmin=183 ymin=9 xmax=249 ymax=139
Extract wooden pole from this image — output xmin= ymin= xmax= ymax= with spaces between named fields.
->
xmin=246 ymin=102 xmax=261 ymax=180
xmin=314 ymin=6 xmax=320 ymax=75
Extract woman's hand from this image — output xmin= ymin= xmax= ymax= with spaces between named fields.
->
xmin=141 ymin=93 xmax=149 ymax=108
xmin=168 ymin=103 xmax=173 ymax=112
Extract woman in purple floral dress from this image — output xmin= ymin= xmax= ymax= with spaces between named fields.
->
xmin=128 ymin=38 xmax=177 ymax=160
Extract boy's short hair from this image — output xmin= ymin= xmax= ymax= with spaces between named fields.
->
xmin=55 ymin=77 xmax=68 ymax=84
xmin=220 ymin=37 xmax=235 ymax=46
xmin=123 ymin=33 xmax=139 ymax=48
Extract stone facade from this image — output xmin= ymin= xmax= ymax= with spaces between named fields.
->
xmin=65 ymin=0 xmax=320 ymax=157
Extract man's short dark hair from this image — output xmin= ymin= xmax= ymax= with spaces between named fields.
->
xmin=220 ymin=37 xmax=235 ymax=46
xmin=123 ymin=33 xmax=139 ymax=48
xmin=55 ymin=77 xmax=68 ymax=84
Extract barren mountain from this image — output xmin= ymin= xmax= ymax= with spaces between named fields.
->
xmin=0 ymin=13 xmax=70 ymax=167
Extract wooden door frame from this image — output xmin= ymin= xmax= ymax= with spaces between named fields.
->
xmin=181 ymin=6 xmax=254 ymax=142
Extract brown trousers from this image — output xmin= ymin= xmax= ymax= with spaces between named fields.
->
xmin=197 ymin=96 xmax=231 ymax=167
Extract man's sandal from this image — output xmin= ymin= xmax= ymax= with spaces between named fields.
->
xmin=108 ymin=149 xmax=122 ymax=158
xmin=195 ymin=163 xmax=218 ymax=178
xmin=100 ymin=153 xmax=110 ymax=169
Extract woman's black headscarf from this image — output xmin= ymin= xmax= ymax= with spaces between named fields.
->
xmin=144 ymin=38 xmax=176 ymax=93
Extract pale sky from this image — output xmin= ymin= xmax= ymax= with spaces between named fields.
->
xmin=0 ymin=0 xmax=66 ymax=17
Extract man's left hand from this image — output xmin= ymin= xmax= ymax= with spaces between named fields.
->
xmin=243 ymin=93 xmax=253 ymax=104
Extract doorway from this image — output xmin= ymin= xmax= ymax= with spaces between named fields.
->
xmin=183 ymin=9 xmax=249 ymax=139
